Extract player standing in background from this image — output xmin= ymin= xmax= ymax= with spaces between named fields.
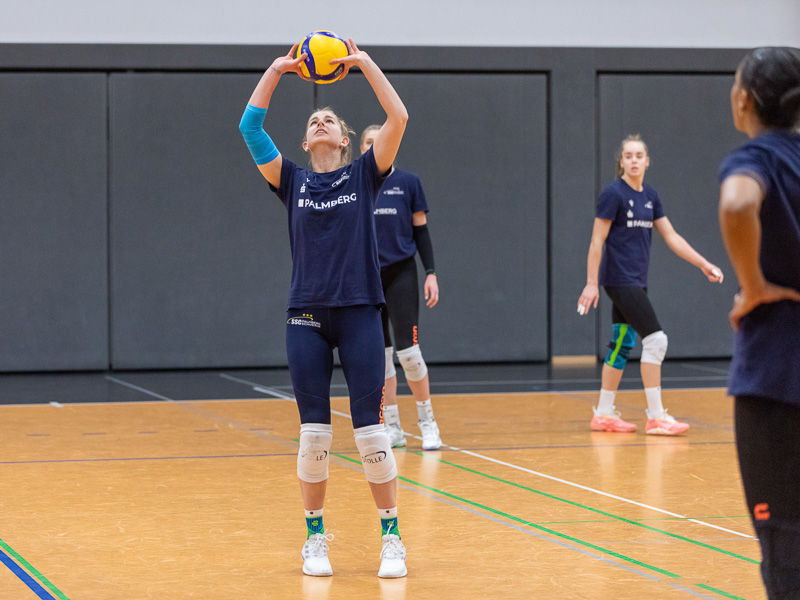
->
xmin=239 ymin=40 xmax=408 ymax=579
xmin=577 ymin=135 xmax=724 ymax=435
xmin=360 ymin=125 xmax=442 ymax=451
xmin=718 ymin=46 xmax=800 ymax=600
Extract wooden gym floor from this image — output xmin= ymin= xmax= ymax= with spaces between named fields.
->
xmin=0 ymin=360 xmax=766 ymax=599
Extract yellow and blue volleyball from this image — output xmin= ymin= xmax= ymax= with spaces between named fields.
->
xmin=297 ymin=31 xmax=349 ymax=84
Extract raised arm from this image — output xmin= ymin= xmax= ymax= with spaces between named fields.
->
xmin=239 ymin=45 xmax=308 ymax=188
xmin=332 ymin=40 xmax=408 ymax=174
xmin=577 ymin=218 xmax=612 ymax=315
xmin=653 ymin=216 xmax=724 ymax=283
xmin=719 ymin=174 xmax=800 ymax=329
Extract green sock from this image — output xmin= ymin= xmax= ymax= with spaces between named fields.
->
xmin=379 ymin=507 xmax=400 ymax=537
xmin=305 ymin=509 xmax=324 ymax=538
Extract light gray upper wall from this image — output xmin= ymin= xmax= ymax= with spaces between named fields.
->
xmin=1 ymin=0 xmax=798 ymax=47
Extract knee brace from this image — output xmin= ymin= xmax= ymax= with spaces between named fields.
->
xmin=297 ymin=423 xmax=333 ymax=483
xmin=384 ymin=346 xmax=396 ymax=379
xmin=354 ymin=424 xmax=397 ymax=484
xmin=641 ymin=330 xmax=668 ymax=365
xmin=396 ymin=345 xmax=428 ymax=382
xmin=605 ymin=323 xmax=636 ymax=370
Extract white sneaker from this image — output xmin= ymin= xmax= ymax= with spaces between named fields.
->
xmin=301 ymin=532 xmax=334 ymax=576
xmin=418 ymin=418 xmax=442 ymax=450
xmin=386 ymin=422 xmax=407 ymax=448
xmin=378 ymin=534 xmax=407 ymax=578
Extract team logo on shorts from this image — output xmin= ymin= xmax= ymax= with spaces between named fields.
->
xmin=287 ymin=313 xmax=321 ymax=328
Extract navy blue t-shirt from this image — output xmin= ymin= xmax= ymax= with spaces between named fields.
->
xmin=374 ymin=169 xmax=429 ymax=267
xmin=269 ymin=148 xmax=387 ymax=308
xmin=719 ymin=131 xmax=800 ymax=405
xmin=597 ymin=178 xmax=665 ymax=287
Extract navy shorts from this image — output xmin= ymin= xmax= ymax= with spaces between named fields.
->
xmin=286 ymin=305 xmax=385 ymax=429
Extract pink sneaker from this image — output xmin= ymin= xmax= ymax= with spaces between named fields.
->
xmin=645 ymin=409 xmax=690 ymax=435
xmin=591 ymin=407 xmax=637 ymax=432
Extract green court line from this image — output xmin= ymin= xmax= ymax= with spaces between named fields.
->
xmin=413 ymin=451 xmax=759 ymax=565
xmin=334 ymin=452 xmax=752 ymax=599
xmin=696 ymin=583 xmax=748 ymax=600
xmin=333 ymin=452 xmax=679 ymax=578
xmin=0 ymin=537 xmax=70 ymax=600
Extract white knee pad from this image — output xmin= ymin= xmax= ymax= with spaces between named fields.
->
xmin=384 ymin=346 xmax=396 ymax=380
xmin=297 ymin=423 xmax=333 ymax=483
xmin=354 ymin=424 xmax=397 ymax=484
xmin=641 ymin=331 xmax=668 ymax=365
xmin=396 ymin=345 xmax=428 ymax=382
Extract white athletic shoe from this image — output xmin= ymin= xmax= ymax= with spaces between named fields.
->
xmin=378 ymin=534 xmax=407 ymax=578
xmin=418 ymin=418 xmax=442 ymax=450
xmin=386 ymin=422 xmax=407 ymax=448
xmin=301 ymin=532 xmax=334 ymax=576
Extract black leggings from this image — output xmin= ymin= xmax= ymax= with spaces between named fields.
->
xmin=380 ymin=256 xmax=420 ymax=350
xmin=604 ymin=286 xmax=662 ymax=338
xmin=736 ymin=395 xmax=800 ymax=599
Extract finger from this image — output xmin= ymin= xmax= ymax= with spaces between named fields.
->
xmin=593 ymin=297 xmax=599 ymax=308
xmin=347 ymin=38 xmax=358 ymax=54
xmin=577 ymin=304 xmax=586 ymax=315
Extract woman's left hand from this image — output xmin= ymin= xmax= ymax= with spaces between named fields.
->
xmin=424 ymin=274 xmax=439 ymax=308
xmin=329 ymin=39 xmax=370 ymax=80
xmin=701 ymin=263 xmax=724 ymax=283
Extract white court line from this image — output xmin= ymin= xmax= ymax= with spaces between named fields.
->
xmin=215 ymin=372 xmax=752 ymax=539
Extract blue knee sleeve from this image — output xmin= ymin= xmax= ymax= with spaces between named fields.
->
xmin=605 ymin=323 xmax=636 ymax=369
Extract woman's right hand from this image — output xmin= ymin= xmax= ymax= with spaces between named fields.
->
xmin=270 ymin=44 xmax=312 ymax=80
xmin=577 ymin=284 xmax=599 ymax=316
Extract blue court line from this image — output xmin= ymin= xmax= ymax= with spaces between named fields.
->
xmin=0 ymin=547 xmax=57 ymax=600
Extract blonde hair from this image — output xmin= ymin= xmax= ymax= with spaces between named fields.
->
xmin=302 ymin=107 xmax=356 ymax=167
xmin=360 ymin=124 xmax=381 ymax=150
xmin=615 ymin=134 xmax=649 ymax=178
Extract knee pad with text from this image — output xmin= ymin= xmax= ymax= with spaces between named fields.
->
xmin=297 ymin=423 xmax=333 ymax=483
xmin=396 ymin=345 xmax=428 ymax=382
xmin=354 ymin=424 xmax=397 ymax=484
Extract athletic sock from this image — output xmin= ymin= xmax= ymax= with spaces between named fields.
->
xmin=305 ymin=508 xmax=324 ymax=538
xmin=416 ymin=399 xmax=434 ymax=422
xmin=645 ymin=387 xmax=664 ymax=416
xmin=383 ymin=404 xmax=401 ymax=427
xmin=597 ymin=389 xmax=617 ymax=414
xmin=379 ymin=507 xmax=400 ymax=537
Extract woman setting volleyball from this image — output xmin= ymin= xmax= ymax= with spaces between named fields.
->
xmin=360 ymin=124 xmax=442 ymax=451
xmin=577 ymin=135 xmax=724 ymax=435
xmin=238 ymin=38 xmax=408 ymax=578
xmin=718 ymin=46 xmax=800 ymax=600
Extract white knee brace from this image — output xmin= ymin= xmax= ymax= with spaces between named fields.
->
xmin=396 ymin=345 xmax=428 ymax=382
xmin=384 ymin=346 xmax=396 ymax=380
xmin=297 ymin=423 xmax=333 ymax=483
xmin=641 ymin=331 xmax=668 ymax=365
xmin=354 ymin=424 xmax=397 ymax=484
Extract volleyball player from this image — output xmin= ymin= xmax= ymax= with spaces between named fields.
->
xmin=577 ymin=135 xmax=724 ymax=435
xmin=359 ymin=125 xmax=442 ymax=451
xmin=718 ymin=46 xmax=800 ymax=600
xmin=238 ymin=40 xmax=408 ymax=578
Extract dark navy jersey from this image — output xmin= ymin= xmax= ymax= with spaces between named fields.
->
xmin=374 ymin=169 xmax=429 ymax=267
xmin=719 ymin=131 xmax=800 ymax=405
xmin=269 ymin=147 xmax=387 ymax=309
xmin=597 ymin=178 xmax=665 ymax=287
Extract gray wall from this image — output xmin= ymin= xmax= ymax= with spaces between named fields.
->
xmin=0 ymin=44 xmax=748 ymax=370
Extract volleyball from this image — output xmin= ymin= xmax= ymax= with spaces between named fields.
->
xmin=297 ymin=31 xmax=349 ymax=84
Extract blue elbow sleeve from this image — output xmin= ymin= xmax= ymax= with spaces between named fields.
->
xmin=239 ymin=104 xmax=279 ymax=165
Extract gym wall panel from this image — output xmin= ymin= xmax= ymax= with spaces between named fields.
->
xmin=320 ymin=73 xmax=549 ymax=362
xmin=595 ymin=74 xmax=746 ymax=359
xmin=0 ymin=73 xmax=108 ymax=371
xmin=109 ymin=72 xmax=312 ymax=369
